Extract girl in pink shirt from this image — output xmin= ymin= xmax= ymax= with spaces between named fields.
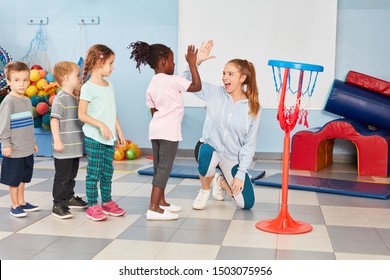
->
xmin=129 ymin=42 xmax=201 ymax=220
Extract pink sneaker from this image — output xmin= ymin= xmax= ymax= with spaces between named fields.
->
xmin=86 ymin=205 xmax=107 ymax=221
xmin=102 ymin=201 xmax=126 ymax=216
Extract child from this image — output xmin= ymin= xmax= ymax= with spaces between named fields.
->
xmin=78 ymin=44 xmax=126 ymax=222
xmin=0 ymin=61 xmax=39 ymax=217
xmin=50 ymin=61 xmax=87 ymax=219
xmin=128 ymin=42 xmax=201 ymax=220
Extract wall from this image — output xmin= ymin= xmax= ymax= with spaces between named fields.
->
xmin=1 ymin=0 xmax=390 ymax=156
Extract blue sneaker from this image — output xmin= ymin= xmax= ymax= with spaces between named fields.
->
xmin=21 ymin=202 xmax=39 ymax=212
xmin=10 ymin=206 xmax=27 ymax=217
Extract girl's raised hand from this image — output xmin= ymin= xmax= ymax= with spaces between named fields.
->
xmin=196 ymin=40 xmax=216 ymax=65
xmin=185 ymin=45 xmax=198 ymax=67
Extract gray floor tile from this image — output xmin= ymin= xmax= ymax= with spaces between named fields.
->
xmin=117 ymin=226 xmax=177 ymax=242
xmin=0 ymin=233 xmax=61 ymax=259
xmin=170 ymin=228 xmax=226 ymax=245
xmin=217 ymin=246 xmax=277 ymax=260
xmin=0 ymin=210 xmax=51 ymax=231
xmin=276 ymin=249 xmax=336 ymax=260
xmin=180 ymin=218 xmax=231 ymax=232
xmin=327 ymin=225 xmax=390 ymax=255
xmin=31 ymin=236 xmax=113 ymax=260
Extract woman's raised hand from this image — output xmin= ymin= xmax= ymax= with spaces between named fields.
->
xmin=196 ymin=40 xmax=216 ymax=65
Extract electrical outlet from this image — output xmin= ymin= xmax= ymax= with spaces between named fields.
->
xmin=27 ymin=17 xmax=48 ymax=25
xmin=78 ymin=16 xmax=100 ymax=25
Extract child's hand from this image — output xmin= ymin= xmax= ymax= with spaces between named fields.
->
xmin=196 ymin=40 xmax=216 ymax=65
xmin=99 ymin=123 xmax=114 ymax=140
xmin=53 ymin=141 xmax=64 ymax=152
xmin=34 ymin=144 xmax=38 ymax=153
xmin=1 ymin=147 xmax=12 ymax=157
xmin=185 ymin=45 xmax=198 ymax=67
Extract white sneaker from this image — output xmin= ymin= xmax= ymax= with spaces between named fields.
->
xmin=160 ymin=204 xmax=182 ymax=212
xmin=212 ymin=173 xmax=225 ymax=201
xmin=192 ymin=189 xmax=211 ymax=210
xmin=146 ymin=209 xmax=178 ymax=220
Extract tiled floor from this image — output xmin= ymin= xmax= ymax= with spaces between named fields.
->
xmin=1 ymin=155 xmax=390 ymax=260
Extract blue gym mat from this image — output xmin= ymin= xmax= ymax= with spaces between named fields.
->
xmin=138 ymin=165 xmax=266 ymax=182
xmin=254 ymin=173 xmax=390 ymax=200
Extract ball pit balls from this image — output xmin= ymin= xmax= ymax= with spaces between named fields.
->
xmin=36 ymin=78 xmax=49 ymax=90
xmin=36 ymin=102 xmax=50 ymax=115
xmin=34 ymin=117 xmax=42 ymax=128
xmin=125 ymin=148 xmax=137 ymax=160
xmin=49 ymin=94 xmax=56 ymax=105
xmin=30 ymin=69 xmax=41 ymax=82
xmin=25 ymin=85 xmax=38 ymax=97
xmin=30 ymin=95 xmax=38 ymax=106
xmin=38 ymin=90 xmax=48 ymax=96
xmin=32 ymin=106 xmax=37 ymax=118
xmin=114 ymin=149 xmax=125 ymax=161
xmin=45 ymin=73 xmax=55 ymax=83
xmin=42 ymin=113 xmax=51 ymax=126
xmin=38 ymin=69 xmax=47 ymax=79
xmin=41 ymin=123 xmax=50 ymax=130
xmin=31 ymin=64 xmax=43 ymax=70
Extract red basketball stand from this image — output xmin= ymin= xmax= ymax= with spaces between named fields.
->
xmin=255 ymin=60 xmax=323 ymax=234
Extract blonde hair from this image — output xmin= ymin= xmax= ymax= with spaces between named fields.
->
xmin=52 ymin=61 xmax=79 ymax=85
xmin=82 ymin=44 xmax=114 ymax=84
xmin=228 ymin=59 xmax=260 ymax=118
xmin=4 ymin=61 xmax=29 ymax=80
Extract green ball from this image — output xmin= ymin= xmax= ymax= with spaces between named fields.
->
xmin=125 ymin=148 xmax=137 ymax=160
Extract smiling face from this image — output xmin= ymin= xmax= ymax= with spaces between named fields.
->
xmin=7 ymin=70 xmax=30 ymax=96
xmin=222 ymin=62 xmax=246 ymax=94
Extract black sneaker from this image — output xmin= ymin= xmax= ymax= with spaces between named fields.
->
xmin=52 ymin=204 xmax=73 ymax=219
xmin=67 ymin=196 xmax=88 ymax=209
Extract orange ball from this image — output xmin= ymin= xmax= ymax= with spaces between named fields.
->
xmin=39 ymin=69 xmax=47 ymax=79
xmin=114 ymin=149 xmax=125 ymax=161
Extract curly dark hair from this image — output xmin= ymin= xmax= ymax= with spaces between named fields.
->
xmin=128 ymin=41 xmax=171 ymax=72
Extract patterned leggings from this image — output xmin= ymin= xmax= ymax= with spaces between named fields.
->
xmin=84 ymin=136 xmax=115 ymax=206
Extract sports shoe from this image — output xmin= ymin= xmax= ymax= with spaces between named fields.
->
xmin=86 ymin=205 xmax=107 ymax=221
xmin=212 ymin=173 xmax=225 ymax=201
xmin=146 ymin=209 xmax=178 ymax=220
xmin=66 ymin=196 xmax=88 ymax=209
xmin=192 ymin=189 xmax=211 ymax=210
xmin=159 ymin=204 xmax=182 ymax=212
xmin=52 ymin=204 xmax=73 ymax=219
xmin=102 ymin=201 xmax=126 ymax=216
xmin=20 ymin=202 xmax=39 ymax=212
xmin=10 ymin=206 xmax=27 ymax=217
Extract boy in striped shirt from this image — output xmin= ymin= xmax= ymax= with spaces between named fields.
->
xmin=0 ymin=61 xmax=39 ymax=217
xmin=50 ymin=61 xmax=87 ymax=219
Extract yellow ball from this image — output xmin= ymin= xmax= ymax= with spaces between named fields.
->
xmin=38 ymin=90 xmax=48 ymax=96
xmin=36 ymin=79 xmax=48 ymax=90
xmin=30 ymin=69 xmax=41 ymax=82
xmin=25 ymin=85 xmax=38 ymax=97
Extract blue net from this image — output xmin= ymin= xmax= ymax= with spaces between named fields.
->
xmin=21 ymin=25 xmax=51 ymax=70
xmin=271 ymin=66 xmax=320 ymax=97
